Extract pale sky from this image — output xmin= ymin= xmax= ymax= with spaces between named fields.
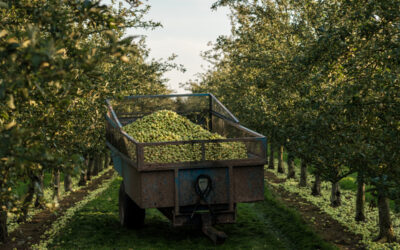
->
xmin=135 ymin=0 xmax=231 ymax=93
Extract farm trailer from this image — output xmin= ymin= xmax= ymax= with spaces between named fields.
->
xmin=105 ymin=93 xmax=267 ymax=243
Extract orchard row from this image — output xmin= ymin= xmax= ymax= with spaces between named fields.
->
xmin=190 ymin=0 xmax=400 ymax=243
xmin=0 ymin=0 xmax=178 ymax=242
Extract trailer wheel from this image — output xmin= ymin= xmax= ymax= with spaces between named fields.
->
xmin=119 ymin=182 xmax=145 ymax=228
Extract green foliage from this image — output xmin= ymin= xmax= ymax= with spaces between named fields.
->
xmin=189 ymin=0 xmax=400 ymax=240
xmin=0 ymin=0 xmax=178 ymax=237
xmin=123 ymin=110 xmax=247 ymax=163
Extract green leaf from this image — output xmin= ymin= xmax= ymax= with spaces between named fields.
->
xmin=0 ymin=1 xmax=8 ymax=8
xmin=0 ymin=29 xmax=7 ymax=38
xmin=6 ymin=95 xmax=15 ymax=109
xmin=4 ymin=120 xmax=16 ymax=130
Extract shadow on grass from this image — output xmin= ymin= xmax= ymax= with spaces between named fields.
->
xmin=49 ymin=177 xmax=335 ymax=250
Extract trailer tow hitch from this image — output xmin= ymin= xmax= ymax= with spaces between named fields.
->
xmin=201 ymin=213 xmax=227 ymax=244
xmin=191 ymin=175 xmax=227 ymax=244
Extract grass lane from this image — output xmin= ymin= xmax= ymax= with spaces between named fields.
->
xmin=48 ymin=177 xmax=335 ymax=250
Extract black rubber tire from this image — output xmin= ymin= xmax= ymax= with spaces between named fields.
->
xmin=119 ymin=182 xmax=145 ymax=229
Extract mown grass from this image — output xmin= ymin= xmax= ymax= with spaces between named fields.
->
xmin=48 ymin=177 xmax=335 ymax=250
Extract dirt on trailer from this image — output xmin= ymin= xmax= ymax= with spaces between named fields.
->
xmin=1 ymin=169 xmax=115 ymax=250
xmin=264 ymin=171 xmax=365 ymax=250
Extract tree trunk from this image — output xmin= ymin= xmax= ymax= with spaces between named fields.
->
xmin=34 ymin=171 xmax=44 ymax=208
xmin=92 ymin=154 xmax=100 ymax=176
xmin=0 ymin=210 xmax=7 ymax=243
xmin=375 ymin=190 xmax=396 ymax=242
xmin=52 ymin=169 xmax=60 ymax=204
xmin=330 ymin=181 xmax=341 ymax=207
xmin=277 ymin=145 xmax=284 ymax=173
xmin=18 ymin=180 xmax=35 ymax=222
xmin=355 ymin=172 xmax=366 ymax=221
xmin=64 ymin=173 xmax=72 ymax=192
xmin=268 ymin=143 xmax=275 ymax=169
xmin=286 ymin=152 xmax=295 ymax=179
xmin=104 ymin=152 xmax=110 ymax=170
xmin=98 ymin=153 xmax=104 ymax=172
xmin=78 ymin=155 xmax=89 ymax=186
xmin=78 ymin=169 xmax=87 ymax=186
xmin=0 ymin=175 xmax=8 ymax=242
xmin=86 ymin=157 xmax=94 ymax=181
xmin=299 ymin=160 xmax=307 ymax=187
xmin=311 ymin=173 xmax=321 ymax=196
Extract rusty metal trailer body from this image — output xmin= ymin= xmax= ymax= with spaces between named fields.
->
xmin=105 ymin=93 xmax=266 ymax=242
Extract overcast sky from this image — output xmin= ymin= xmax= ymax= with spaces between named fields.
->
xmin=134 ymin=0 xmax=231 ymax=93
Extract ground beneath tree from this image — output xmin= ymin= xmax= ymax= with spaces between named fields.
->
xmin=264 ymin=171 xmax=365 ymax=250
xmin=1 ymin=169 xmax=115 ymax=250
